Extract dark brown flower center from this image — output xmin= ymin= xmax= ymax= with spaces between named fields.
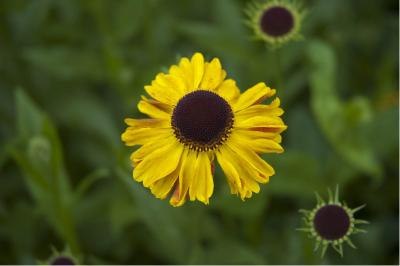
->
xmin=260 ymin=6 xmax=294 ymax=37
xmin=313 ymin=205 xmax=351 ymax=240
xmin=51 ymin=256 xmax=75 ymax=265
xmin=171 ymin=90 xmax=233 ymax=151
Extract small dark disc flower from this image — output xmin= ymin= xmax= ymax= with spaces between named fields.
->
xmin=298 ymin=186 xmax=369 ymax=257
xmin=245 ymin=0 xmax=305 ymax=47
xmin=51 ymin=256 xmax=76 ymax=265
xmin=41 ymin=247 xmax=79 ymax=266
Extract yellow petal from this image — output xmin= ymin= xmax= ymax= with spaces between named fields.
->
xmin=216 ymin=148 xmax=242 ymax=195
xmin=233 ymin=82 xmax=276 ymax=112
xmin=227 ymin=134 xmax=275 ymax=179
xmin=133 ymin=140 xmax=183 ymax=184
xmin=189 ymin=152 xmax=214 ymax=204
xmin=124 ymin=118 xmax=170 ymax=128
xmin=235 ymin=98 xmax=284 ymax=121
xmin=121 ymin=128 xmax=171 ymax=146
xmin=169 ymin=64 xmax=192 ymax=93
xmin=154 ymin=73 xmax=187 ymax=97
xmin=191 ymin=53 xmax=205 ymax=89
xmin=215 ymin=79 xmax=240 ymax=102
xmin=179 ymin=57 xmax=194 ymax=91
xmin=137 ymin=98 xmax=171 ymax=119
xmin=235 ymin=115 xmax=287 ymax=132
xmin=150 ymin=164 xmax=180 ymax=199
xmin=234 ymin=128 xmax=282 ymax=140
xmin=145 ymin=77 xmax=181 ymax=106
xmin=234 ymin=128 xmax=283 ymax=144
xmin=233 ymin=131 xmax=284 ymax=153
xmin=130 ymin=136 xmax=172 ymax=166
xmin=170 ymin=148 xmax=193 ymax=207
xmin=217 ymin=145 xmax=261 ymax=199
xmin=200 ymin=58 xmax=225 ymax=90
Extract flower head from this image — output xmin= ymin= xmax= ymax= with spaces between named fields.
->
xmin=121 ymin=52 xmax=287 ymax=207
xmin=245 ymin=0 xmax=305 ymax=47
xmin=41 ymin=247 xmax=78 ymax=265
xmin=51 ymin=256 xmax=76 ymax=265
xmin=299 ymin=186 xmax=369 ymax=257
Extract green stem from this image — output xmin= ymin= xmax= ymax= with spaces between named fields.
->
xmin=272 ymin=49 xmax=284 ymax=89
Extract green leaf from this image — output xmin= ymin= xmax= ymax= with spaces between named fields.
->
xmin=116 ymin=167 xmax=192 ymax=264
xmin=306 ymin=40 xmax=382 ymax=181
xmin=22 ymin=46 xmax=104 ymax=81
xmin=268 ymin=151 xmax=322 ymax=198
xmin=16 ymin=88 xmax=43 ymax=139
xmin=12 ymin=88 xmax=81 ymax=257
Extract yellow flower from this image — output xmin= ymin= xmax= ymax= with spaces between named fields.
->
xmin=121 ymin=53 xmax=287 ymax=207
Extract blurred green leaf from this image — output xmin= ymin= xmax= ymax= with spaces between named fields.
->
xmin=116 ymin=167 xmax=193 ymax=264
xmin=268 ymin=151 xmax=322 ymax=198
xmin=11 ymin=88 xmax=80 ymax=257
xmin=22 ymin=47 xmax=105 ymax=81
xmin=306 ymin=40 xmax=382 ymax=181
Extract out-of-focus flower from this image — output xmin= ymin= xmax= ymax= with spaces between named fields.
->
xmin=298 ymin=186 xmax=369 ymax=257
xmin=40 ymin=247 xmax=78 ymax=265
xmin=245 ymin=0 xmax=305 ymax=47
xmin=121 ymin=52 xmax=287 ymax=207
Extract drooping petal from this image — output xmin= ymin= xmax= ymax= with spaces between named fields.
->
xmin=216 ymin=145 xmax=262 ymax=200
xmin=235 ymin=115 xmax=287 ymax=133
xmin=233 ymin=130 xmax=284 ymax=153
xmin=233 ymin=82 xmax=276 ymax=112
xmin=227 ymin=134 xmax=275 ymax=179
xmin=234 ymin=128 xmax=282 ymax=141
xmin=216 ymin=148 xmax=242 ymax=195
xmin=189 ymin=152 xmax=214 ymax=204
xmin=235 ymin=98 xmax=284 ymax=121
xmin=150 ymin=162 xmax=180 ymax=199
xmin=170 ymin=148 xmax=193 ymax=207
xmin=133 ymin=140 xmax=183 ymax=184
xmin=130 ymin=135 xmax=172 ymax=166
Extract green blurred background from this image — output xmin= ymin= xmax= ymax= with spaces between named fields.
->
xmin=0 ymin=0 xmax=398 ymax=264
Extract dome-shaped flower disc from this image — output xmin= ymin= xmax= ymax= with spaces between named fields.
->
xmin=42 ymin=248 xmax=79 ymax=266
xmin=121 ymin=52 xmax=287 ymax=206
xmin=260 ymin=6 xmax=294 ymax=37
xmin=51 ymin=256 xmax=75 ymax=265
xmin=298 ymin=186 xmax=369 ymax=257
xmin=172 ymin=90 xmax=233 ymax=151
xmin=313 ymin=205 xmax=350 ymax=240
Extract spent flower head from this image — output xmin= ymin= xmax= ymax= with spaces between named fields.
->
xmin=245 ymin=0 xmax=306 ymax=47
xmin=298 ymin=186 xmax=369 ymax=257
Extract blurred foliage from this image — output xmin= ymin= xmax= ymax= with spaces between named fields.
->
xmin=0 ymin=0 xmax=398 ymax=264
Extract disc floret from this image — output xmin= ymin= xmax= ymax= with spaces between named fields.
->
xmin=298 ymin=186 xmax=369 ymax=257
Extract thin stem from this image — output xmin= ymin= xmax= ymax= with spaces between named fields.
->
xmin=272 ymin=48 xmax=284 ymax=89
